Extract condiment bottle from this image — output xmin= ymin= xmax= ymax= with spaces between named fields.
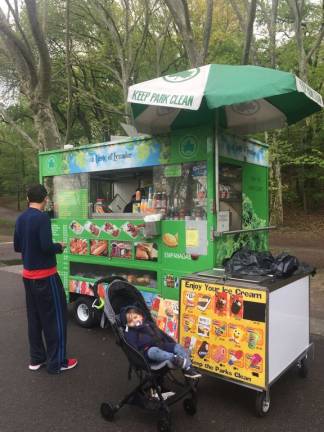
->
xmin=135 ymin=189 xmax=141 ymax=201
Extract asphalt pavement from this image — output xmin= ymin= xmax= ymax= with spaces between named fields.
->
xmin=0 ymin=267 xmax=323 ymax=432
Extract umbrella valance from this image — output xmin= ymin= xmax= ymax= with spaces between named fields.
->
xmin=127 ymin=64 xmax=323 ymax=135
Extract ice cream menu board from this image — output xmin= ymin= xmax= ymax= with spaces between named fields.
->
xmin=179 ymin=278 xmax=267 ymax=388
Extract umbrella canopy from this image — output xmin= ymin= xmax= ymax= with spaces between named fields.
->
xmin=127 ymin=64 xmax=323 ymax=135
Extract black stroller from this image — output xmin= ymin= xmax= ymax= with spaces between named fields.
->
xmin=92 ymin=276 xmax=199 ymax=432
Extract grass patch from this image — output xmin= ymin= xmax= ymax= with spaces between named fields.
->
xmin=0 ymin=219 xmax=15 ymax=227
xmin=0 ymin=218 xmax=15 ymax=236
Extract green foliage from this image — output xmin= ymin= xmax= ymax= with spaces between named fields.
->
xmin=0 ymin=0 xmax=323 ymax=213
xmin=215 ymin=194 xmax=268 ymax=265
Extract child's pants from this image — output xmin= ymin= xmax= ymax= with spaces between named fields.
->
xmin=146 ymin=344 xmax=191 ymax=368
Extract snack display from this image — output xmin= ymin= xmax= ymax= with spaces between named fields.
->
xmin=69 ymin=238 xmax=88 ymax=255
xmin=90 ymin=240 xmax=108 ymax=256
xmin=135 ymin=242 xmax=158 ymax=261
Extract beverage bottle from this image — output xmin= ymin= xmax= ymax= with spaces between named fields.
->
xmin=156 ymin=192 xmax=161 ymax=209
xmin=161 ymin=192 xmax=167 ymax=210
xmin=135 ymin=189 xmax=141 ymax=201
xmin=147 ymin=187 xmax=153 ymax=209
xmin=152 ymin=192 xmax=157 ymax=209
xmin=140 ymin=199 xmax=145 ymax=213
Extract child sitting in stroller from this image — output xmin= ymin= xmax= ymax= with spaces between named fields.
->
xmin=121 ymin=305 xmax=201 ymax=379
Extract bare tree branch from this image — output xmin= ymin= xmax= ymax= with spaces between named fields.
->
xmin=0 ymin=105 xmax=38 ymax=150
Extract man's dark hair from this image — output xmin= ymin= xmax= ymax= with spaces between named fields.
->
xmin=27 ymin=184 xmax=48 ymax=203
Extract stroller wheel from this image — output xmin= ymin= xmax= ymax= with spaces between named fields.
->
xmin=157 ymin=413 xmax=172 ymax=432
xmin=100 ymin=402 xmax=116 ymax=421
xmin=183 ymin=398 xmax=197 ymax=415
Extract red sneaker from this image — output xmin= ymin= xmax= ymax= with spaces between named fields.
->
xmin=60 ymin=358 xmax=78 ymax=371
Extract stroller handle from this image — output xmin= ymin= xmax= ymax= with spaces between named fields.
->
xmin=92 ymin=275 xmax=126 ymax=299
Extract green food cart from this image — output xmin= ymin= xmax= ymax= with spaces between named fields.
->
xmin=39 ymin=127 xmax=270 ymax=330
xmin=39 ymin=64 xmax=322 ymax=415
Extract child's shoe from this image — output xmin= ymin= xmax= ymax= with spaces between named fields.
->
xmin=172 ymin=355 xmax=187 ymax=369
xmin=183 ymin=367 xmax=202 ymax=379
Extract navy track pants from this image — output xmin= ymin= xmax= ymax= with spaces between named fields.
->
xmin=23 ymin=273 xmax=67 ymax=373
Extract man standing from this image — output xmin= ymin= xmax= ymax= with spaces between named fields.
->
xmin=14 ymin=184 xmax=78 ymax=374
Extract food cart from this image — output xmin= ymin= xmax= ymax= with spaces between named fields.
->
xmin=39 ymin=127 xmax=270 ymax=331
xmin=39 ymin=63 xmax=322 ymax=414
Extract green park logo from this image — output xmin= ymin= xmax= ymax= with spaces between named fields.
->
xmin=179 ymin=135 xmax=198 ymax=159
xmin=231 ymin=101 xmax=260 ymax=116
xmin=47 ymin=156 xmax=56 ymax=171
xmin=163 ymin=68 xmax=200 ymax=83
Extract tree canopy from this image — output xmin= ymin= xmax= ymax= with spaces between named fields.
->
xmin=0 ymin=0 xmax=323 ymax=216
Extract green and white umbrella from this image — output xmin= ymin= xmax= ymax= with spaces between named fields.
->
xmin=127 ymin=64 xmax=323 ymax=135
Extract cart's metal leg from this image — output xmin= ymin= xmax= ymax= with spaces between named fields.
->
xmin=255 ymin=390 xmax=271 ymax=417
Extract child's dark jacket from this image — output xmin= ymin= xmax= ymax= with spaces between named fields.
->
xmin=120 ymin=306 xmax=175 ymax=355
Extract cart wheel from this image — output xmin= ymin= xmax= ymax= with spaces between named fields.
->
xmin=157 ymin=413 xmax=172 ymax=432
xmin=100 ymin=402 xmax=116 ymax=421
xmin=183 ymin=398 xmax=197 ymax=415
xmin=297 ymin=356 xmax=308 ymax=378
xmin=255 ymin=392 xmax=270 ymax=417
xmin=73 ymin=296 xmax=101 ymax=328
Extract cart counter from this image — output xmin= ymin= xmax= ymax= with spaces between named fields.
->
xmin=179 ymin=271 xmax=312 ymax=391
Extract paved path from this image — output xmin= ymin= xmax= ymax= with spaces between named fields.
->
xmin=0 ymin=268 xmax=323 ymax=432
xmin=0 ymin=241 xmax=21 ymax=266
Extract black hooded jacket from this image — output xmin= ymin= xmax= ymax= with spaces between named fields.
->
xmin=120 ymin=305 xmax=175 ymax=355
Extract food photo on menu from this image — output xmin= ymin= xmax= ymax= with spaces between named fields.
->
xmin=90 ymin=240 xmax=108 ymax=256
xmin=69 ymin=220 xmax=84 ymax=235
xmin=102 ymin=221 xmax=120 ymax=237
xmin=110 ymin=241 xmax=132 ymax=259
xmin=122 ymin=222 xmax=144 ymax=238
xmin=135 ymin=242 xmax=158 ymax=261
xmin=69 ymin=238 xmax=88 ymax=255
xmin=84 ymin=221 xmax=101 ymax=236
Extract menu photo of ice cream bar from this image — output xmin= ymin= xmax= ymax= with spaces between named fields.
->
xmin=197 ymin=293 xmax=212 ymax=312
xmin=197 ymin=316 xmax=211 ymax=338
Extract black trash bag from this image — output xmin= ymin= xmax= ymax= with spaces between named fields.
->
xmin=223 ymin=247 xmax=312 ymax=278
xmin=270 ymin=252 xmax=299 ymax=277
xmin=223 ymin=247 xmax=275 ymax=276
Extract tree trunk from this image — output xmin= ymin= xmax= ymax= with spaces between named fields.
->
xmin=65 ymin=0 xmax=73 ymax=145
xmin=269 ymin=132 xmax=283 ymax=226
xmin=241 ymin=0 xmax=257 ymax=64
xmin=33 ymin=101 xmax=62 ymax=151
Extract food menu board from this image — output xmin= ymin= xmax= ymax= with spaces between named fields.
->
xmin=179 ymin=278 xmax=267 ymax=389
xmin=56 ymin=189 xmax=88 ymax=218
